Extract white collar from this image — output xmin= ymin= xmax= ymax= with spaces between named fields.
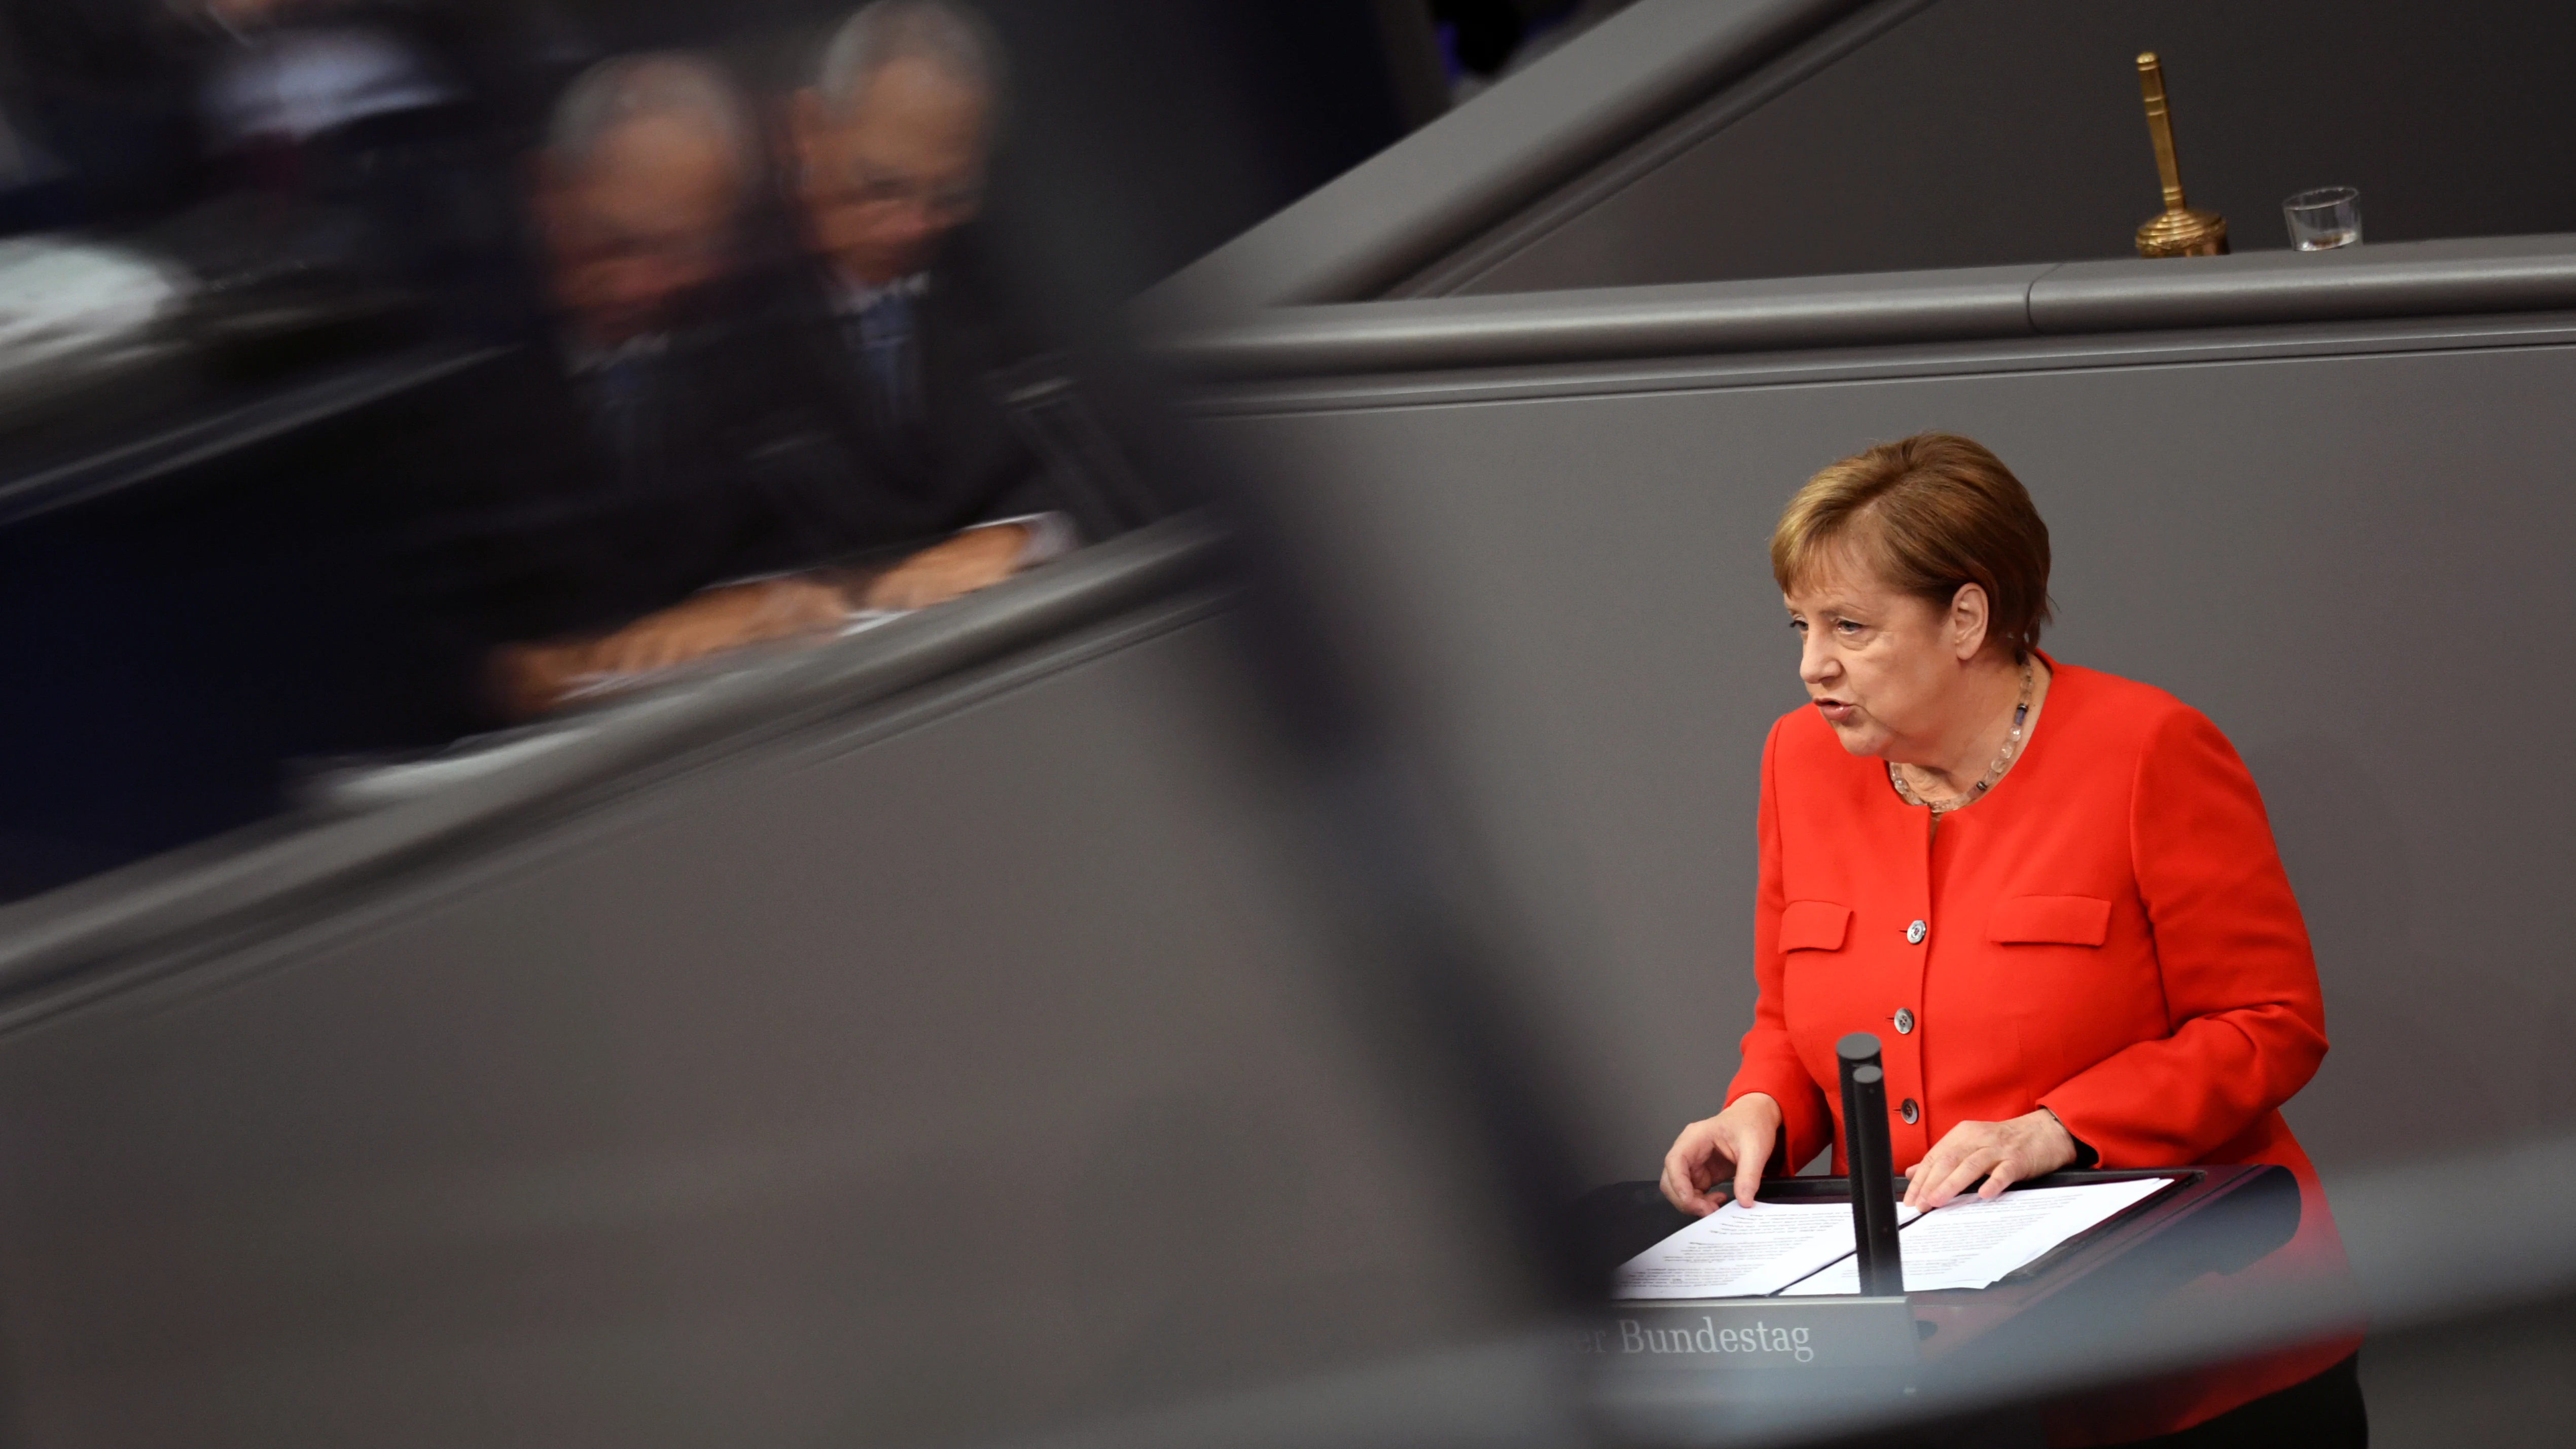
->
xmin=832 ymin=269 xmax=928 ymax=317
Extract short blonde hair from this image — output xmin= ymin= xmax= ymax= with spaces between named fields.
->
xmin=1771 ymin=433 xmax=2054 ymax=661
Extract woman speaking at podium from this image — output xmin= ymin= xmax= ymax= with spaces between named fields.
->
xmin=1657 ymin=434 xmax=2362 ymax=1445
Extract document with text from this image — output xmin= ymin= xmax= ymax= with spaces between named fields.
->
xmin=1780 ymin=1178 xmax=2171 ymax=1295
xmin=1612 ymin=1199 xmax=1924 ymax=1300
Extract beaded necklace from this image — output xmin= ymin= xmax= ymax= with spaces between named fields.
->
xmin=1888 ymin=662 xmax=2034 ymax=815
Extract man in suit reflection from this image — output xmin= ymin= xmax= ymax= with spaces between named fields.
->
xmin=775 ymin=0 xmax=1071 ymax=612
xmin=438 ymin=52 xmax=859 ymax=720
xmin=479 ymin=12 xmax=1069 ymax=719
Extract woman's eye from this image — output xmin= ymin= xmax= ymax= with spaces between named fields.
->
xmin=1834 ymin=619 xmax=1863 ymax=635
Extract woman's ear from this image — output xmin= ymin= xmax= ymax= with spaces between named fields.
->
xmin=1949 ymin=583 xmax=1991 ymax=661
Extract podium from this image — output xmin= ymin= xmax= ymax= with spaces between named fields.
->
xmin=1580 ymin=1164 xmax=2297 ymax=1398
xmin=1578 ymin=1039 xmax=2302 ymax=1421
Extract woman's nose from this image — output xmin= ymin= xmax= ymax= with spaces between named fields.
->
xmin=1799 ymin=636 xmax=1836 ymax=683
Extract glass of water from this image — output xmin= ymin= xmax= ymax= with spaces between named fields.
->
xmin=2283 ymin=186 xmax=2362 ymax=250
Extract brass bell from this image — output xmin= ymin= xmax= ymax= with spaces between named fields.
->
xmin=2132 ymin=52 xmax=2228 ymax=258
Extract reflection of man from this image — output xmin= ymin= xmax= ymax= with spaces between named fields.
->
xmin=781 ymin=1 xmax=1069 ymax=611
xmin=477 ymin=15 xmax=1069 ymax=719
xmin=531 ymin=58 xmax=744 ymax=352
xmin=444 ymin=55 xmax=851 ymax=719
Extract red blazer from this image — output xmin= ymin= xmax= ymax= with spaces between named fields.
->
xmin=1725 ymin=658 xmax=2355 ymax=1442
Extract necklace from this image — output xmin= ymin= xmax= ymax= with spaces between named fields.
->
xmin=1889 ymin=662 xmax=2034 ymax=815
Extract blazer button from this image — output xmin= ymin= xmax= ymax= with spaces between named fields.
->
xmin=1906 ymin=919 xmax=1928 ymax=945
xmin=1894 ymin=1008 xmax=1915 ymax=1035
xmin=1900 ymin=1098 xmax=1920 ymax=1125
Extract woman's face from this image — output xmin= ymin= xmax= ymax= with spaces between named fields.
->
xmin=1782 ymin=551 xmax=1986 ymax=759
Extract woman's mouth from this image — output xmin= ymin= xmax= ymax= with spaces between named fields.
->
xmin=1814 ymin=699 xmax=1856 ymax=724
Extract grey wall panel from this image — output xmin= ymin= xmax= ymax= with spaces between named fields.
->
xmin=1451 ymin=0 xmax=2576 ymax=295
xmin=1190 ymin=334 xmax=2576 ymax=1186
xmin=0 ymin=605 xmax=1536 ymax=1448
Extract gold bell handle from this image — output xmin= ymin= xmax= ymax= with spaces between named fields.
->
xmin=2136 ymin=52 xmax=2187 ymax=212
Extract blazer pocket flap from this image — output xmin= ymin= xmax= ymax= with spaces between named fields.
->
xmin=1778 ymin=900 xmax=1852 ymax=953
xmin=1989 ymin=895 xmax=2112 ymax=947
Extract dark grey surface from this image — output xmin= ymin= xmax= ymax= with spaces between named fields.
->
xmin=1388 ymin=0 xmax=1937 ymax=300
xmin=1158 ymin=236 xmax=2576 ymax=377
xmin=2363 ymin=1296 xmax=2576 ymax=1449
xmin=1135 ymin=0 xmax=1869 ymax=321
xmin=0 ymin=591 xmax=1547 ymax=1449
xmin=1183 ymin=316 xmax=2576 ymax=1188
xmin=1141 ymin=0 xmax=2576 ymax=314
xmin=1440 ymin=0 xmax=2576 ymax=295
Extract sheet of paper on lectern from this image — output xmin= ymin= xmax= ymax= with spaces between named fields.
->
xmin=1780 ymin=1178 xmax=2169 ymax=1295
xmin=1611 ymin=1198 xmax=1922 ymax=1300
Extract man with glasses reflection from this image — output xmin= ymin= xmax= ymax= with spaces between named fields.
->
xmin=776 ymin=0 xmax=1069 ymax=612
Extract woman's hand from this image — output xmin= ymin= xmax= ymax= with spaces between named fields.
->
xmin=1901 ymin=1109 xmax=2077 ymax=1210
xmin=1660 ymin=1093 xmax=1783 ymax=1217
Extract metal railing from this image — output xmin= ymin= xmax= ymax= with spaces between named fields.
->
xmin=1153 ymin=235 xmax=2576 ymax=378
xmin=0 ymin=516 xmax=1228 ymax=1018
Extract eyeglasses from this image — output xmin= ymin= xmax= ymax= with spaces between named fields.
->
xmin=810 ymin=165 xmax=982 ymax=223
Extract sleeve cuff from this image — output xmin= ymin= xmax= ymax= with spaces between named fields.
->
xmin=2038 ymin=1104 xmax=2101 ymax=1169
xmin=1729 ymin=1071 xmax=1833 ymax=1177
xmin=968 ymin=511 xmax=1081 ymax=569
